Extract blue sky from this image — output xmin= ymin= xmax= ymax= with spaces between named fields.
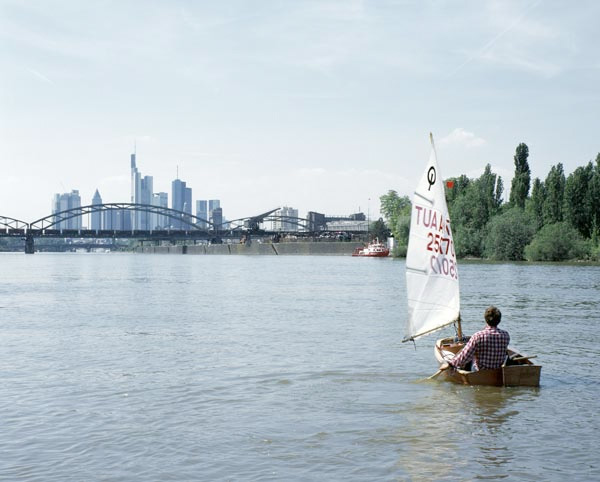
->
xmin=1 ymin=0 xmax=599 ymax=223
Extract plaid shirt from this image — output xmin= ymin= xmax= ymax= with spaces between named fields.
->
xmin=450 ymin=326 xmax=510 ymax=370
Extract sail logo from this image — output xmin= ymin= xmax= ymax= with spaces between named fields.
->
xmin=413 ymin=204 xmax=458 ymax=280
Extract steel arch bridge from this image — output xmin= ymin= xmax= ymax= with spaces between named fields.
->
xmin=1 ymin=216 xmax=28 ymax=232
xmin=29 ymin=203 xmax=216 ymax=232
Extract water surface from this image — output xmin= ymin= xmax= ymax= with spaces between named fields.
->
xmin=0 ymin=253 xmax=598 ymax=481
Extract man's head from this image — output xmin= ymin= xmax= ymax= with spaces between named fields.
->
xmin=484 ymin=306 xmax=502 ymax=327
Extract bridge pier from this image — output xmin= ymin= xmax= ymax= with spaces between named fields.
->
xmin=25 ymin=233 xmax=35 ymax=254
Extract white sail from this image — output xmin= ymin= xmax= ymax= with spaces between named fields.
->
xmin=404 ymin=136 xmax=460 ymax=341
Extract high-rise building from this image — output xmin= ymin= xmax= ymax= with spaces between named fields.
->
xmin=274 ymin=206 xmax=299 ymax=231
xmin=152 ymin=192 xmax=168 ymax=230
xmin=172 ymin=179 xmax=192 ymax=230
xmin=196 ymin=200 xmax=208 ymax=229
xmin=130 ymin=149 xmax=154 ymax=230
xmin=52 ymin=190 xmax=82 ymax=230
xmin=208 ymin=200 xmax=221 ymax=229
xmin=211 ymin=207 xmax=223 ymax=231
xmin=91 ymin=189 xmax=103 ymax=231
xmin=139 ymin=175 xmax=153 ymax=230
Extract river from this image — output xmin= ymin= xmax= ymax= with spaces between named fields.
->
xmin=0 ymin=253 xmax=598 ymax=481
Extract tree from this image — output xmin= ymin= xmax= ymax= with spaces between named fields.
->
xmin=483 ymin=207 xmax=536 ymax=260
xmin=447 ymin=165 xmax=503 ymax=257
xmin=509 ymin=143 xmax=531 ymax=209
xmin=526 ymin=178 xmax=545 ymax=230
xmin=542 ymin=163 xmax=565 ymax=225
xmin=370 ymin=218 xmax=390 ymax=241
xmin=564 ymin=163 xmax=594 ymax=238
xmin=379 ymin=190 xmax=411 ymax=248
xmin=525 ymin=222 xmax=590 ymax=261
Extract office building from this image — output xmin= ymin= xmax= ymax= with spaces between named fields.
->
xmin=52 ymin=190 xmax=82 ymax=230
xmin=130 ymin=149 xmax=154 ymax=229
xmin=211 ymin=207 xmax=223 ymax=231
xmin=152 ymin=192 xmax=169 ymax=230
xmin=196 ymin=200 xmax=208 ymax=229
xmin=172 ymin=179 xmax=192 ymax=230
xmin=208 ymin=200 xmax=221 ymax=228
xmin=274 ymin=206 xmax=299 ymax=231
xmin=91 ymin=189 xmax=102 ymax=231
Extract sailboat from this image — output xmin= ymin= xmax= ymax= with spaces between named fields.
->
xmin=403 ymin=134 xmax=541 ymax=387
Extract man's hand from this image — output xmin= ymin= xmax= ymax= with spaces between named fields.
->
xmin=439 ymin=362 xmax=451 ymax=371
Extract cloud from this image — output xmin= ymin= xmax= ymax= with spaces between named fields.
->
xmin=27 ymin=68 xmax=53 ymax=84
xmin=439 ymin=128 xmax=486 ymax=148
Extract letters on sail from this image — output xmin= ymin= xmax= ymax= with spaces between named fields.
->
xmin=404 ymin=145 xmax=460 ymax=342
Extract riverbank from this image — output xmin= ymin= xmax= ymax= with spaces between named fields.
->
xmin=135 ymin=241 xmax=365 ymax=255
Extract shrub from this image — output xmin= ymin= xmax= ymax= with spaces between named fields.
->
xmin=525 ymin=222 xmax=591 ymax=261
xmin=483 ymin=207 xmax=536 ymax=260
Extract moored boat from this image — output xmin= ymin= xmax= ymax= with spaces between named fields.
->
xmin=352 ymin=239 xmax=389 ymax=257
xmin=403 ymin=134 xmax=541 ymax=387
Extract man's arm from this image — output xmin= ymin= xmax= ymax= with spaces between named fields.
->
xmin=441 ymin=335 xmax=478 ymax=370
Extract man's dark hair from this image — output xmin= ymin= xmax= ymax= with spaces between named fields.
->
xmin=484 ymin=306 xmax=502 ymax=326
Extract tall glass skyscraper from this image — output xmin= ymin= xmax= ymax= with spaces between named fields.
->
xmin=91 ymin=189 xmax=103 ymax=231
xmin=52 ymin=190 xmax=82 ymax=230
xmin=172 ymin=179 xmax=192 ymax=230
xmin=130 ymin=149 xmax=154 ymax=230
xmin=196 ymin=200 xmax=208 ymax=229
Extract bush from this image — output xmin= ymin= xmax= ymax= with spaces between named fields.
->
xmin=525 ymin=222 xmax=591 ymax=261
xmin=483 ymin=207 xmax=536 ymax=260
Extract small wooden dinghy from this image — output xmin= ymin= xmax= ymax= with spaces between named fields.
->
xmin=403 ymin=134 xmax=541 ymax=387
xmin=434 ymin=337 xmax=541 ymax=387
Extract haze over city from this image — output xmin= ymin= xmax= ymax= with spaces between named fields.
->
xmin=1 ymin=0 xmax=599 ymax=222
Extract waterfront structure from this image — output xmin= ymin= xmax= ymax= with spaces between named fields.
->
xmin=52 ymin=190 xmax=82 ymax=230
xmin=196 ymin=200 xmax=208 ymax=229
xmin=152 ymin=192 xmax=169 ymax=230
xmin=172 ymin=179 xmax=192 ymax=229
xmin=91 ymin=189 xmax=102 ymax=231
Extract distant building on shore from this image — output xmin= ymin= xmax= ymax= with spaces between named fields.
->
xmin=52 ymin=190 xmax=82 ymax=230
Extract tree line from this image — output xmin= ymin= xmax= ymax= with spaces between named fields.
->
xmin=378 ymin=143 xmax=600 ymax=261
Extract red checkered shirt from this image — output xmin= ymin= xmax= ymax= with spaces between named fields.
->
xmin=450 ymin=326 xmax=510 ymax=370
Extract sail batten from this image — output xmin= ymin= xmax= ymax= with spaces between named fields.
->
xmin=404 ymin=137 xmax=460 ymax=342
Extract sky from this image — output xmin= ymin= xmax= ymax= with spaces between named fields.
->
xmin=1 ymin=0 xmax=599 ymax=224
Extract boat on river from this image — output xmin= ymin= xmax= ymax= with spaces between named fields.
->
xmin=403 ymin=134 xmax=541 ymax=387
xmin=352 ymin=239 xmax=390 ymax=257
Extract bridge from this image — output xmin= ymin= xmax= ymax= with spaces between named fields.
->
xmin=1 ymin=203 xmax=363 ymax=253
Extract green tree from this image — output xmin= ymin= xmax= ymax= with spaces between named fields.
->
xmin=509 ymin=143 xmax=531 ymax=209
xmin=379 ymin=190 xmax=411 ymax=248
xmin=542 ymin=163 xmax=565 ymax=225
xmin=370 ymin=218 xmax=390 ymax=241
xmin=448 ymin=165 xmax=503 ymax=257
xmin=483 ymin=207 xmax=536 ymax=260
xmin=525 ymin=222 xmax=590 ymax=261
xmin=564 ymin=162 xmax=594 ymax=238
xmin=526 ymin=178 xmax=545 ymax=230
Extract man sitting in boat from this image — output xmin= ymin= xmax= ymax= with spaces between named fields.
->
xmin=440 ymin=306 xmax=510 ymax=372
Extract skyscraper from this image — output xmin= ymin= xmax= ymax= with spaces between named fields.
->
xmin=91 ymin=189 xmax=103 ymax=231
xmin=52 ymin=190 xmax=82 ymax=230
xmin=208 ymin=200 xmax=221 ymax=229
xmin=130 ymin=149 xmax=154 ymax=230
xmin=152 ymin=192 xmax=168 ymax=229
xmin=140 ymin=175 xmax=153 ymax=230
xmin=274 ymin=206 xmax=299 ymax=231
xmin=196 ymin=200 xmax=208 ymax=229
xmin=172 ymin=179 xmax=192 ymax=230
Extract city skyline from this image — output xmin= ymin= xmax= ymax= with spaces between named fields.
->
xmin=2 ymin=1 xmax=599 ymax=222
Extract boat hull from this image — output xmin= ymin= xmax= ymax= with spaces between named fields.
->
xmin=434 ymin=337 xmax=541 ymax=387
